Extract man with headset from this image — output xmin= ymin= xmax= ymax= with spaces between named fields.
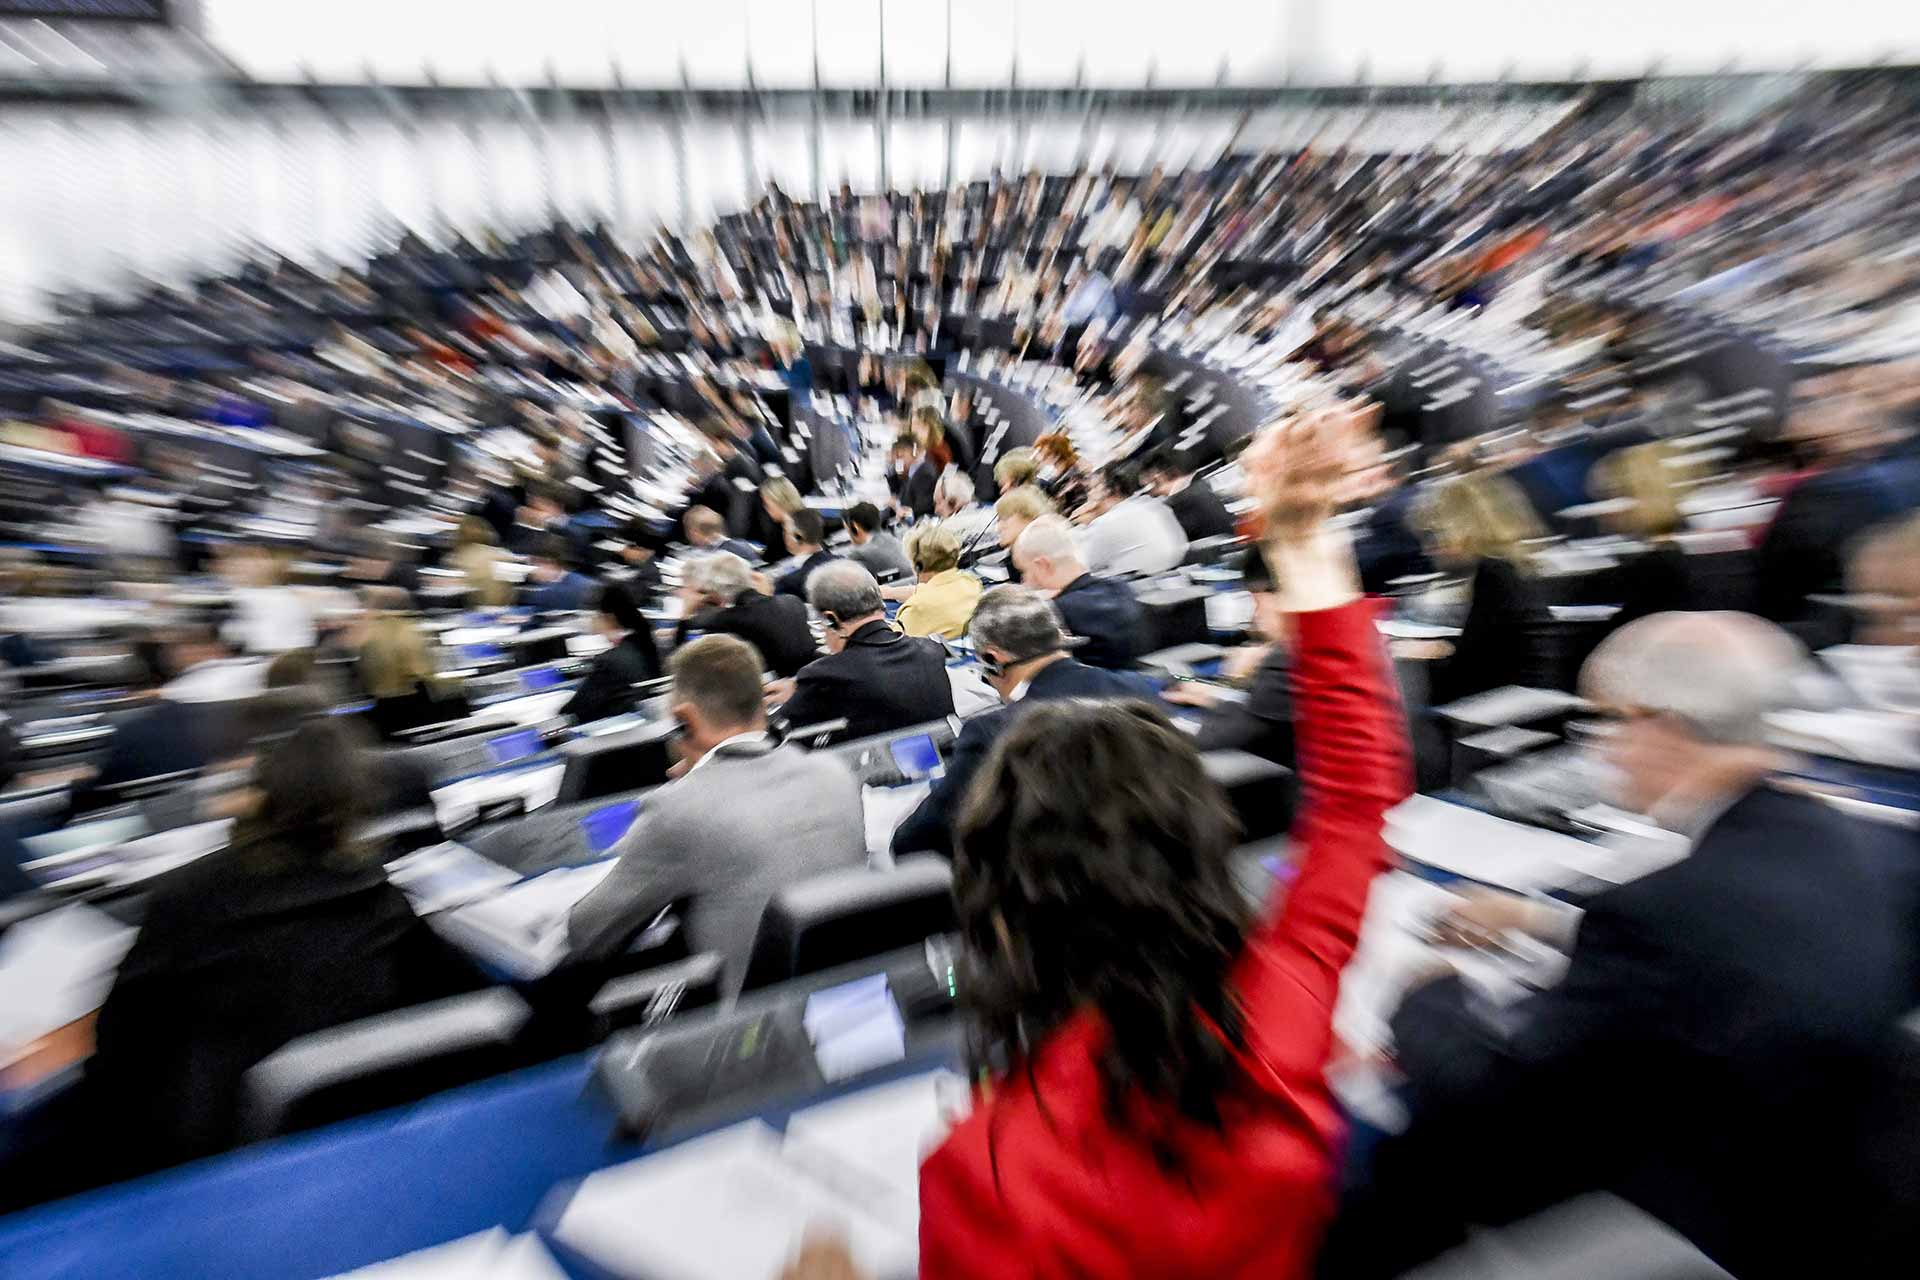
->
xmin=891 ymin=585 xmax=1155 ymax=860
xmin=769 ymin=560 xmax=954 ymax=742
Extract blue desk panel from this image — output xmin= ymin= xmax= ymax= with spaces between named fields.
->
xmin=0 ymin=1048 xmax=960 ymax=1280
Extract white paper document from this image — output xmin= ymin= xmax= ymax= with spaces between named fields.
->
xmin=326 ymin=1229 xmax=567 ymax=1279
xmin=385 ymin=843 xmax=522 ymax=916
xmin=0 ymin=903 xmax=138 ymax=1056
xmin=430 ymin=761 xmax=566 ymax=832
xmin=1385 ymin=795 xmax=1615 ymax=893
xmin=782 ymin=1071 xmax=963 ymax=1241
xmin=429 ymin=860 xmax=616 ymax=979
xmin=552 ymin=1121 xmax=919 ymax=1280
xmin=862 ymin=782 xmax=932 ymax=861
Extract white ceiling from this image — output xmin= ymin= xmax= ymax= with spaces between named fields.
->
xmin=199 ymin=0 xmax=1920 ymax=88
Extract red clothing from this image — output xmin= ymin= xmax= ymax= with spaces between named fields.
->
xmin=920 ymin=597 xmax=1410 ymax=1279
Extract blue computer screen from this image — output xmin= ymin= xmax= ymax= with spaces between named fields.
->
xmin=521 ymin=666 xmax=565 ymax=692
xmin=888 ymin=733 xmax=942 ymax=779
xmin=487 ymin=729 xmax=543 ymax=766
xmin=578 ymin=799 xmax=641 ymax=855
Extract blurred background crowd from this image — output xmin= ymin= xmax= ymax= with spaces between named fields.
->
xmin=0 ymin=5 xmax=1917 ymax=1280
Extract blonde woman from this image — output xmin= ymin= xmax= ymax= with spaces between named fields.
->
xmin=446 ymin=515 xmax=515 ymax=609
xmin=993 ymin=447 xmax=1039 ymax=495
xmin=1415 ymin=471 xmax=1555 ymax=703
xmin=895 ymin=525 xmax=984 ymax=640
xmin=353 ymin=587 xmax=469 ymax=740
xmin=1589 ymin=441 xmax=1697 ymax=629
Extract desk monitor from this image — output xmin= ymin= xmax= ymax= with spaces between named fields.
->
xmin=520 ymin=665 xmax=566 ymax=693
xmin=579 ymin=799 xmax=642 ymax=856
xmin=888 ymin=733 xmax=943 ymax=781
xmin=486 ymin=729 xmax=544 ymax=767
xmin=460 ymin=643 xmax=506 ymax=664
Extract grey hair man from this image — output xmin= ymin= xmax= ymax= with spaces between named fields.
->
xmin=1329 ymin=608 xmax=1920 ymax=1278
xmin=890 ymin=585 xmax=1156 ymax=859
xmin=935 ymin=469 xmax=997 ymax=549
xmin=1012 ymin=514 xmax=1146 ymax=669
xmin=673 ymin=550 xmax=819 ymax=678
xmin=771 ymin=559 xmax=956 ymax=741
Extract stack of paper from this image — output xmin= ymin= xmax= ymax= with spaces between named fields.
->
xmin=430 ymin=761 xmax=566 ymax=832
xmin=327 ymin=1229 xmax=566 ymax=1279
xmin=386 ymin=843 xmax=522 ymax=916
xmin=862 ymin=783 xmax=932 ymax=861
xmin=1385 ymin=795 xmax=1614 ymax=893
xmin=783 ymin=1071 xmax=964 ymax=1241
xmin=803 ymin=975 xmax=907 ymax=1083
xmin=554 ymin=1121 xmax=917 ymax=1280
xmin=0 ymin=904 xmax=137 ymax=1057
xmin=429 ymin=860 xmax=616 ymax=979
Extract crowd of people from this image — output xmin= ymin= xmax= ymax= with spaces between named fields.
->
xmin=0 ymin=77 xmax=1918 ymax=1278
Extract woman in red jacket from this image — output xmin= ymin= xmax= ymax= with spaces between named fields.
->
xmin=785 ymin=408 xmax=1409 ymax=1280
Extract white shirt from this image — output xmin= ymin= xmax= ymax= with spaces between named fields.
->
xmin=227 ymin=586 xmax=316 ymax=655
xmin=1077 ymin=495 xmax=1189 ymax=578
xmin=938 ymin=504 xmax=997 ymax=551
xmin=690 ymin=729 xmax=772 ymax=773
xmin=164 ymin=657 xmax=268 ymax=704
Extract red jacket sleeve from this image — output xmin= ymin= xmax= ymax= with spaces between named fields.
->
xmin=1232 ymin=597 xmax=1411 ymax=1096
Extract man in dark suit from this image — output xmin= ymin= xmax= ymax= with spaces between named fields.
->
xmin=892 ymin=585 xmax=1156 ymax=859
xmin=682 ymin=505 xmax=761 ymax=565
xmin=1161 ymin=550 xmax=1295 ymax=769
xmin=1012 ymin=514 xmax=1145 ymax=669
xmin=893 ymin=433 xmax=939 ymax=521
xmin=1322 ymin=611 xmax=1920 ymax=1279
xmin=773 ymin=509 xmax=841 ymax=601
xmin=561 ymin=582 xmax=663 ymax=725
xmin=674 ymin=550 xmax=818 ymax=678
xmin=1142 ymin=449 xmax=1238 ymax=542
xmin=520 ymin=534 xmax=597 ymax=615
xmin=774 ymin=561 xmax=955 ymax=740
xmin=1756 ymin=368 xmax=1920 ymax=650
xmin=1352 ymin=483 xmax=1435 ymax=595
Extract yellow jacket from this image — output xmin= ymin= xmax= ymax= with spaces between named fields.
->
xmin=895 ymin=569 xmax=983 ymax=640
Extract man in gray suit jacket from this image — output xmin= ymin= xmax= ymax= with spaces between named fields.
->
xmin=568 ymin=634 xmax=866 ymax=992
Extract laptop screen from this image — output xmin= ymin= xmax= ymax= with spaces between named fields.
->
xmin=521 ymin=666 xmax=565 ymax=692
xmin=578 ymin=799 xmax=641 ymax=855
xmin=888 ymin=733 xmax=943 ymax=781
xmin=486 ymin=729 xmax=544 ymax=767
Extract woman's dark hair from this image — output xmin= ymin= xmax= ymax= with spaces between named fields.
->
xmin=249 ymin=712 xmax=374 ymax=868
xmin=953 ymin=699 xmax=1252 ymax=1162
xmin=596 ymin=580 xmax=647 ymax=633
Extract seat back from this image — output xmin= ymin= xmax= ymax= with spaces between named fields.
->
xmin=739 ymin=859 xmax=956 ymax=993
xmin=237 ymin=988 xmax=532 ymax=1143
xmin=1133 ymin=584 xmax=1213 ymax=652
xmin=1199 ymin=748 xmax=1295 ymax=842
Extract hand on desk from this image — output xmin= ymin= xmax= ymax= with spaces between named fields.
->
xmin=1222 ymin=642 xmax=1272 ymax=683
xmin=879 ymin=581 xmax=916 ymax=604
xmin=777 ymin=1233 xmax=870 ymax=1280
xmin=763 ymin=677 xmax=798 ymax=710
xmin=1162 ymin=682 xmax=1220 ymax=710
xmin=1429 ymin=888 xmax=1556 ymax=951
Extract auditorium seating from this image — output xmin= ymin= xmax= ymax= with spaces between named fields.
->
xmin=737 ymin=859 xmax=957 ymax=994
xmin=237 ymin=988 xmax=535 ymax=1143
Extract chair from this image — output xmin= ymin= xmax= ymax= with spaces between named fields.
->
xmin=1200 ymin=749 xmax=1295 ymax=842
xmin=237 ymin=987 xmax=533 ymax=1143
xmin=1133 ymin=584 xmax=1213 ymax=652
xmin=738 ymin=859 xmax=957 ymax=994
xmin=587 ymin=951 xmax=726 ymax=1040
xmin=555 ymin=718 xmax=677 ymax=803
